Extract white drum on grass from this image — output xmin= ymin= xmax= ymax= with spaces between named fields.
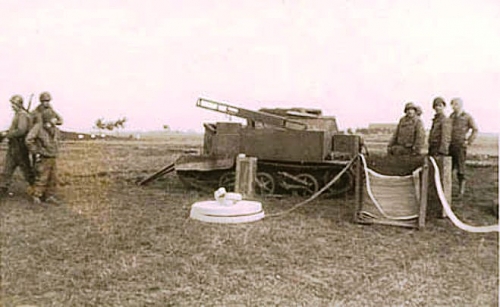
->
xmin=190 ymin=200 xmax=265 ymax=224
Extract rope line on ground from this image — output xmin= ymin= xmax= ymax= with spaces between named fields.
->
xmin=429 ymin=157 xmax=499 ymax=233
xmin=265 ymin=155 xmax=358 ymax=218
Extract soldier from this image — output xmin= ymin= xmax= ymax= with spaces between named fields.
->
xmin=25 ymin=120 xmax=62 ymax=205
xmin=449 ymin=98 xmax=478 ymax=196
xmin=428 ymin=97 xmax=451 ymax=156
xmin=32 ymin=91 xmax=63 ymax=127
xmin=0 ymin=95 xmax=35 ymax=199
xmin=25 ymin=91 xmax=63 ymax=205
xmin=387 ymin=102 xmax=425 ymax=156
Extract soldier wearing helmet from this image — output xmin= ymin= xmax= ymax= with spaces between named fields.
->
xmin=32 ymin=91 xmax=63 ymax=127
xmin=387 ymin=102 xmax=425 ymax=156
xmin=428 ymin=97 xmax=451 ymax=157
xmin=0 ymin=95 xmax=35 ymax=198
xmin=25 ymin=91 xmax=64 ymax=205
xmin=448 ymin=98 xmax=478 ymax=196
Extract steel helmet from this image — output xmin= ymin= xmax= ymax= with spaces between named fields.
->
xmin=404 ymin=102 xmax=417 ymax=113
xmin=432 ymin=97 xmax=446 ymax=108
xmin=9 ymin=95 xmax=23 ymax=106
xmin=39 ymin=91 xmax=52 ymax=102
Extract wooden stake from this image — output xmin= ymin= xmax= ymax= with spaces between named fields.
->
xmin=418 ymin=158 xmax=429 ymax=229
xmin=354 ymin=156 xmax=363 ymax=223
xmin=235 ymin=155 xmax=257 ymax=199
xmin=437 ymin=156 xmax=452 ymax=218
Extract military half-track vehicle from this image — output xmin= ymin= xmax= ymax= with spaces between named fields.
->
xmin=174 ymin=98 xmax=362 ymax=197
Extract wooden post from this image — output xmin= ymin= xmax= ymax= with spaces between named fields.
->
xmin=235 ymin=155 xmax=257 ymax=199
xmin=418 ymin=158 xmax=429 ymax=229
xmin=436 ymin=156 xmax=452 ymax=218
xmin=354 ymin=156 xmax=363 ymax=223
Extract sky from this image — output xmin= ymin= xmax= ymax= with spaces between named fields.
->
xmin=1 ymin=0 xmax=499 ymax=133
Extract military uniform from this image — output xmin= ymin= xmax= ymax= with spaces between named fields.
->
xmin=25 ymin=121 xmax=60 ymax=201
xmin=25 ymin=91 xmax=63 ymax=204
xmin=0 ymin=97 xmax=35 ymax=197
xmin=428 ymin=113 xmax=451 ymax=156
xmin=388 ymin=106 xmax=425 ymax=156
xmin=449 ymin=110 xmax=478 ymax=182
xmin=32 ymin=103 xmax=63 ymax=126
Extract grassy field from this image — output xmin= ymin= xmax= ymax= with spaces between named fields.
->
xmin=0 ymin=133 xmax=498 ymax=306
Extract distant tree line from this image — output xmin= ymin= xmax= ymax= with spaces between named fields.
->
xmin=94 ymin=117 xmax=127 ymax=132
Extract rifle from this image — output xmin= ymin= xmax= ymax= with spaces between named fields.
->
xmin=26 ymin=93 xmax=34 ymax=112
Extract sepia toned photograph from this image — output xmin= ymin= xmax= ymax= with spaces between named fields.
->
xmin=0 ymin=1 xmax=498 ymax=306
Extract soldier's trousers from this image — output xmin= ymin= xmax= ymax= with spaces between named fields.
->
xmin=428 ymin=144 xmax=443 ymax=157
xmin=29 ymin=157 xmax=57 ymax=199
xmin=0 ymin=145 xmax=34 ymax=189
xmin=449 ymin=144 xmax=467 ymax=180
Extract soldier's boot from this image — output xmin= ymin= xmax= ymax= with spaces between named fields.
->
xmin=459 ymin=179 xmax=466 ymax=196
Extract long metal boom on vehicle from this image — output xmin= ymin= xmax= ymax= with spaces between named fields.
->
xmin=196 ymin=97 xmax=308 ymax=130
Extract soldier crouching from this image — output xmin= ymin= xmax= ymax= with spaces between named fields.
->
xmin=387 ymin=102 xmax=425 ymax=156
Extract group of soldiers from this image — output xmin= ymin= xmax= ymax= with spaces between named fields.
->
xmin=0 ymin=92 xmax=63 ymax=205
xmin=387 ymin=97 xmax=478 ymax=197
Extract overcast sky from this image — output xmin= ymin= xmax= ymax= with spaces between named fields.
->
xmin=1 ymin=0 xmax=499 ymax=133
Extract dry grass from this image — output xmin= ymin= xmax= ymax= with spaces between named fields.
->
xmin=0 ymin=134 xmax=498 ymax=306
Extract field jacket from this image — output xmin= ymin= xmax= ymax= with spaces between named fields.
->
xmin=5 ymin=109 xmax=31 ymax=150
xmin=6 ymin=109 xmax=30 ymax=139
xmin=32 ymin=104 xmax=63 ymax=126
xmin=389 ymin=115 xmax=425 ymax=153
xmin=428 ymin=113 xmax=451 ymax=155
xmin=25 ymin=122 xmax=60 ymax=158
xmin=449 ymin=111 xmax=478 ymax=146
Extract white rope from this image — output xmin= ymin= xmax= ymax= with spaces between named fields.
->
xmin=429 ymin=157 xmax=499 ymax=233
xmin=412 ymin=168 xmax=421 ymax=202
xmin=359 ymin=154 xmax=419 ymax=221
xmin=265 ymin=155 xmax=358 ymax=218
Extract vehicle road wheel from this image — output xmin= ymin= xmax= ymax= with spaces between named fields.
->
xmin=295 ymin=173 xmax=319 ymax=197
xmin=255 ymin=172 xmax=275 ymax=196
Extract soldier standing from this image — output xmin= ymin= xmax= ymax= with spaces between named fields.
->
xmin=0 ymin=95 xmax=35 ymax=198
xmin=448 ymin=98 xmax=478 ymax=196
xmin=428 ymin=97 xmax=451 ymax=156
xmin=25 ymin=91 xmax=63 ymax=205
xmin=387 ymin=102 xmax=425 ymax=156
xmin=32 ymin=91 xmax=63 ymax=126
